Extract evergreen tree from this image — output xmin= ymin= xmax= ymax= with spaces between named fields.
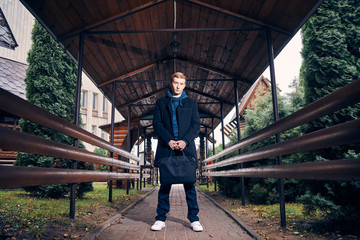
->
xmin=15 ymin=21 xmax=93 ymax=198
xmin=93 ymin=148 xmax=109 ymax=171
xmin=300 ymin=0 xmax=360 ymax=220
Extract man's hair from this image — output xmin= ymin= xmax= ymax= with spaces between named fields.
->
xmin=171 ymin=72 xmax=187 ymax=82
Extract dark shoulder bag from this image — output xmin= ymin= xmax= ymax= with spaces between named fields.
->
xmin=159 ymin=151 xmax=197 ymax=185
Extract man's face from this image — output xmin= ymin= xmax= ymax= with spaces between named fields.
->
xmin=170 ymin=77 xmax=186 ymax=97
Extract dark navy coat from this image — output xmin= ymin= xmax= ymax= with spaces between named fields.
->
xmin=153 ymin=95 xmax=200 ymax=167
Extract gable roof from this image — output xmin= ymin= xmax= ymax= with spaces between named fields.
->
xmin=231 ymin=75 xmax=271 ymax=121
xmin=0 ymin=7 xmax=18 ymax=50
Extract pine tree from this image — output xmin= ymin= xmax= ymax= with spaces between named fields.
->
xmin=15 ymin=21 xmax=93 ymax=198
xmin=300 ymin=0 xmax=360 ymax=220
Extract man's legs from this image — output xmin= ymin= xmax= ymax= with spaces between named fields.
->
xmin=183 ymin=183 xmax=199 ymax=222
xmin=155 ymin=184 xmax=172 ymax=221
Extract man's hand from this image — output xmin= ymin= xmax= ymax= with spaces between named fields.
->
xmin=169 ymin=140 xmax=187 ymax=151
xmin=175 ymin=140 xmax=186 ymax=151
xmin=169 ymin=140 xmax=177 ymax=150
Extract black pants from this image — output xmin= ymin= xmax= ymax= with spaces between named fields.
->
xmin=155 ymin=183 xmax=199 ymax=223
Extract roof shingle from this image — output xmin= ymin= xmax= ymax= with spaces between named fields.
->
xmin=0 ymin=57 xmax=27 ymax=99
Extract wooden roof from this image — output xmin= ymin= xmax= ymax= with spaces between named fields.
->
xmin=20 ymin=0 xmax=322 ymax=135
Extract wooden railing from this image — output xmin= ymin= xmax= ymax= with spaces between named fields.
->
xmin=0 ymin=88 xmax=149 ymax=189
xmin=204 ymin=79 xmax=360 ymax=181
xmin=203 ymin=79 xmax=360 ymax=227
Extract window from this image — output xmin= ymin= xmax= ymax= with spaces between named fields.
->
xmin=81 ymin=91 xmax=87 ymax=108
xmin=102 ymin=96 xmax=107 ymax=112
xmin=91 ymin=125 xmax=97 ymax=135
xmin=92 ymin=93 xmax=98 ymax=110
xmin=101 ymin=130 xmax=107 ymax=140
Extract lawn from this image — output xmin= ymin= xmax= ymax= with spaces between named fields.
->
xmin=0 ymin=183 xmax=149 ymax=239
xmin=1 ymin=183 xmax=358 ymax=240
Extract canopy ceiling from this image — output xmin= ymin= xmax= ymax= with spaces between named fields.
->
xmin=20 ymin=0 xmax=322 ymax=137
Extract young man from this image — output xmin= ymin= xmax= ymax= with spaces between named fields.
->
xmin=151 ymin=72 xmax=203 ymax=232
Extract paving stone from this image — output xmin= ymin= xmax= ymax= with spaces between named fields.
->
xmin=95 ymin=184 xmax=256 ymax=240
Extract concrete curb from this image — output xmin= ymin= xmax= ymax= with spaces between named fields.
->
xmin=197 ymin=189 xmax=264 ymax=240
xmin=82 ymin=187 xmax=157 ymax=240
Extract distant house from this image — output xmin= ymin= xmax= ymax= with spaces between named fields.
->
xmin=221 ymin=75 xmax=271 ymax=137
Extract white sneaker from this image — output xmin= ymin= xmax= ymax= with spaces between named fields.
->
xmin=190 ymin=221 xmax=203 ymax=232
xmin=150 ymin=220 xmax=165 ymax=231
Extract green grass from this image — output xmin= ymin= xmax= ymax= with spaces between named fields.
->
xmin=196 ymin=183 xmax=216 ymax=192
xmin=247 ymin=203 xmax=304 ymax=221
xmin=0 ymin=183 xmax=149 ymax=238
xmin=196 ymin=185 xmax=322 ymax=224
xmin=245 ymin=202 xmax=325 ymax=223
xmin=1 ymin=189 xmax=65 ymax=229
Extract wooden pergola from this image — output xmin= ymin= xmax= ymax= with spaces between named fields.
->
xmin=15 ymin=0 xmax=328 ymax=223
xmin=2 ymin=2 xmax=360 ymax=230
xmin=20 ymin=0 xmax=323 ymax=139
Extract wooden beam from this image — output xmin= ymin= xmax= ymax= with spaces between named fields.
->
xmin=99 ymin=62 xmax=157 ymax=87
xmin=185 ymin=0 xmax=291 ymax=36
xmin=176 ymin=57 xmax=252 ymax=85
xmin=127 ymin=86 xmax=168 ymax=106
xmin=204 ymin=159 xmax=360 ymax=181
xmin=88 ymin=27 xmax=265 ymax=34
xmin=186 ymin=87 xmax=234 ymax=106
xmin=58 ymin=0 xmax=168 ymax=42
xmin=0 ymin=165 xmax=148 ymax=188
xmin=198 ymin=109 xmax=220 ymax=119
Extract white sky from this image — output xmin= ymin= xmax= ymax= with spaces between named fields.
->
xmin=263 ymin=30 xmax=303 ymax=94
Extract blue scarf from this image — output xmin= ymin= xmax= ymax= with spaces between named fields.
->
xmin=167 ymin=90 xmax=188 ymax=140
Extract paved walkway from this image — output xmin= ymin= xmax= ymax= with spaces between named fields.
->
xmin=88 ymin=184 xmax=261 ymax=240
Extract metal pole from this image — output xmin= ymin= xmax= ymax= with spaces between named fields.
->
xmin=234 ymin=80 xmax=245 ymax=205
xmin=216 ymin=102 xmax=226 ymax=192
xmin=205 ymin=127 xmax=209 ymax=188
xmin=147 ymin=136 xmax=153 ymax=185
xmin=70 ymin=32 xmax=84 ymax=219
xmin=139 ymin=127 xmax=142 ymax=190
xmin=212 ymin=117 xmax=215 ymax=155
xmin=127 ymin=106 xmax=131 ymax=195
xmin=143 ymin=127 xmax=146 ymax=188
xmin=109 ymin=82 xmax=116 ymax=202
xmin=211 ymin=117 xmax=215 ymax=187
xmin=221 ymin=102 xmax=225 ymax=150
xmin=267 ymin=29 xmax=286 ymax=227
xmin=137 ymin=126 xmax=140 ymax=190
xmin=205 ymin=127 xmax=208 ymax=158
xmin=199 ymin=134 xmax=204 ymax=183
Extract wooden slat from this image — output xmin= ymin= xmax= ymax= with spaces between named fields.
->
xmin=0 ymin=165 xmax=148 ymax=188
xmin=0 ymin=151 xmax=17 ymax=159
